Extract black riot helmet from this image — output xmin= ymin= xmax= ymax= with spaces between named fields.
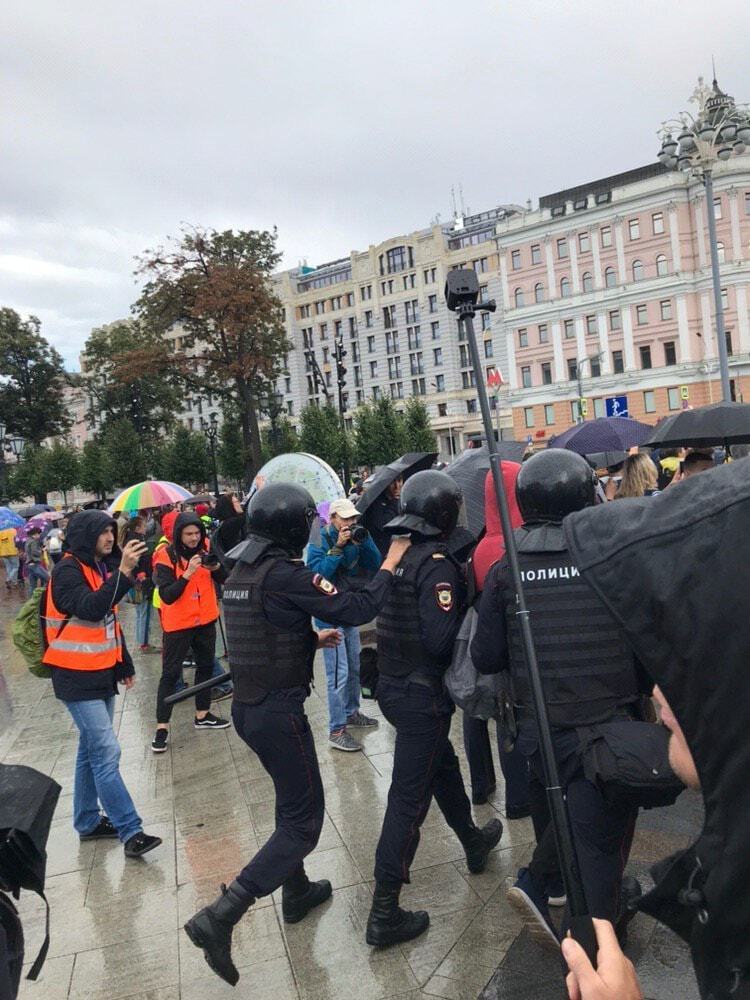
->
xmin=385 ymin=469 xmax=463 ymax=538
xmin=516 ymin=450 xmax=596 ymax=523
xmin=245 ymin=483 xmax=318 ymax=554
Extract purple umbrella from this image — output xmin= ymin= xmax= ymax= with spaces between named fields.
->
xmin=548 ymin=417 xmax=654 ymax=456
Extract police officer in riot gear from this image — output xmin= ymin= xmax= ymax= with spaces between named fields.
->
xmin=366 ymin=470 xmax=503 ymax=948
xmin=183 ymin=482 xmax=411 ymax=986
xmin=471 ymin=450 xmax=648 ymax=947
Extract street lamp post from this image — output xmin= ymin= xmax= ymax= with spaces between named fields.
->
xmin=0 ymin=421 xmax=26 ymax=498
xmin=267 ymin=390 xmax=284 ymax=454
xmin=575 ymin=352 xmax=604 ymax=423
xmin=202 ymin=412 xmax=220 ymax=497
xmin=657 ymin=76 xmax=750 ymax=403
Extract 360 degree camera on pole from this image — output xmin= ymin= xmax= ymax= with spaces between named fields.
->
xmin=445 ymin=269 xmax=597 ymax=964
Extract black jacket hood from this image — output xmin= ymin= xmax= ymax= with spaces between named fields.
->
xmin=172 ymin=511 xmax=206 ymax=560
xmin=64 ymin=510 xmax=120 ymax=567
xmin=564 ymin=460 xmax=750 ymax=998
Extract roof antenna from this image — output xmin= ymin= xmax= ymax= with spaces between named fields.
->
xmin=712 ymin=54 xmax=717 ymax=85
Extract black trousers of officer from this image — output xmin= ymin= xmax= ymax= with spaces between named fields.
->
xmin=156 ymin=622 xmax=216 ymax=723
xmin=523 ymin=728 xmax=638 ymax=922
xmin=232 ymin=689 xmax=324 ymax=898
xmin=462 ymin=714 xmax=531 ymax=811
xmin=374 ymin=675 xmax=475 ymax=885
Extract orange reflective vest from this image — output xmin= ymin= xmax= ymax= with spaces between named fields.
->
xmin=152 ymin=544 xmax=219 ymax=632
xmin=42 ymin=557 xmax=124 ymax=671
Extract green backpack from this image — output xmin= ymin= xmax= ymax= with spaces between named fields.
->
xmin=12 ymin=588 xmax=55 ymax=680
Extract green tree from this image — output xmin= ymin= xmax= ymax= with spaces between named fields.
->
xmin=299 ymin=404 xmax=348 ymax=474
xmin=217 ymin=414 xmax=248 ymax=488
xmin=78 ymin=440 xmax=114 ymax=501
xmin=46 ymin=440 xmax=80 ymax=507
xmin=135 ymin=226 xmax=291 ymax=485
xmin=353 ymin=396 xmax=407 ymax=467
xmin=261 ymin=416 xmax=300 ymax=463
xmin=0 ymin=309 xmax=70 ymax=444
xmin=100 ymin=419 xmax=147 ymax=488
xmin=163 ymin=426 xmax=211 ymax=489
xmin=81 ymin=319 xmax=181 ymax=436
xmin=7 ymin=445 xmax=54 ymax=503
xmin=402 ymin=397 xmax=437 ymax=453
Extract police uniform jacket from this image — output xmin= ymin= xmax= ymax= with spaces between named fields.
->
xmin=471 ymin=521 xmax=644 ymax=729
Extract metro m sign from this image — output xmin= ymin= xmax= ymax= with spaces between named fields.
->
xmin=486 ymin=367 xmax=504 ymax=391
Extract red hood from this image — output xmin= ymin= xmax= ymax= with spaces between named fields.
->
xmin=161 ymin=510 xmax=179 ymax=542
xmin=472 ymin=462 xmax=523 ymax=591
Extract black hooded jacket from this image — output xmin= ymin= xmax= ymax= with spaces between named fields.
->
xmin=48 ymin=510 xmax=135 ymax=702
xmin=564 ymin=460 xmax=750 ymax=1000
xmin=153 ymin=511 xmax=226 ymax=606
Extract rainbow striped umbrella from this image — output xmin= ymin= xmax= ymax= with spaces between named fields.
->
xmin=109 ymin=480 xmax=192 ymax=513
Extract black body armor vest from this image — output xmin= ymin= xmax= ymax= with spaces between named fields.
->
xmin=223 ymin=557 xmax=316 ymax=704
xmin=506 ymin=537 xmax=640 ymax=728
xmin=377 ymin=542 xmax=453 ymax=679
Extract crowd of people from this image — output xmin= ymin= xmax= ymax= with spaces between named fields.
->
xmin=2 ymin=439 xmax=746 ymax=1000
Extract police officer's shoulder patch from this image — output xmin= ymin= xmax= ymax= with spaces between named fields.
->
xmin=312 ymin=573 xmax=338 ymax=596
xmin=435 ymin=582 xmax=453 ymax=612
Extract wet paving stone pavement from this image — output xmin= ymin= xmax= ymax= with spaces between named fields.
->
xmin=0 ymin=588 xmax=700 ymax=999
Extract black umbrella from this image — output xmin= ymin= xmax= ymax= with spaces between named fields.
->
xmin=355 ymin=452 xmax=437 ymax=516
xmin=444 ymin=443 xmax=526 ymax=536
xmin=585 ymin=450 xmax=628 ymax=470
xmin=17 ymin=504 xmax=52 ymax=518
xmin=186 ymin=493 xmax=215 ymax=504
xmin=644 ymin=401 xmax=750 ymax=450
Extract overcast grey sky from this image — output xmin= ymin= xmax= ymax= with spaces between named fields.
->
xmin=3 ymin=0 xmax=748 ymax=369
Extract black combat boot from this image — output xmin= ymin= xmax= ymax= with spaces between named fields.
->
xmin=183 ymin=880 xmax=255 ymax=986
xmin=463 ymin=819 xmax=504 ymax=874
xmin=365 ymin=882 xmax=430 ymax=947
xmin=614 ymin=876 xmax=642 ymax=948
xmin=281 ymin=867 xmax=333 ymax=924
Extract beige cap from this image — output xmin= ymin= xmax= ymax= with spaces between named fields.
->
xmin=329 ymin=498 xmax=360 ymax=519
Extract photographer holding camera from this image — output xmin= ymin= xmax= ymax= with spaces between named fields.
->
xmin=306 ymin=498 xmax=382 ymax=751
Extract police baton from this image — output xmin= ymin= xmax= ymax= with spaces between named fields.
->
xmin=445 ymin=270 xmax=598 ymax=966
xmin=163 ymin=671 xmax=232 ymax=705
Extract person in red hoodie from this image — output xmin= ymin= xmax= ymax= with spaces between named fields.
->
xmin=463 ymin=463 xmax=532 ymax=817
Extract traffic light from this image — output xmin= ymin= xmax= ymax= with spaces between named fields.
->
xmin=335 ymin=338 xmax=347 ymax=389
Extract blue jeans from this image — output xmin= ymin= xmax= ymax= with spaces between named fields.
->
xmin=27 ymin=563 xmax=49 ymax=595
xmin=65 ymin=697 xmax=142 ymax=843
xmin=2 ymin=556 xmax=19 ymax=584
xmin=135 ymin=597 xmax=151 ymax=646
xmin=316 ymin=623 xmax=361 ymax=732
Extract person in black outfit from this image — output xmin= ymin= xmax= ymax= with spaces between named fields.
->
xmin=366 ymin=470 xmax=503 ymax=948
xmin=471 ymin=450 xmax=649 ymax=949
xmin=183 ymin=483 xmax=411 ymax=986
xmin=364 ymin=476 xmax=402 ymax=559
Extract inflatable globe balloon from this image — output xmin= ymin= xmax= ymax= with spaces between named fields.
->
xmin=252 ymin=453 xmax=344 ymax=505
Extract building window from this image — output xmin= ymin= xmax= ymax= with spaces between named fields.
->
xmin=716 ymin=242 xmax=725 ymax=264
xmin=656 ymin=254 xmax=668 ymax=277
xmin=643 ymin=389 xmax=656 ymax=412
xmin=612 ymin=350 xmax=624 ymax=373
xmin=518 ymin=328 xmax=528 ymax=348
xmin=383 ymin=305 xmax=396 ymax=328
xmin=403 ymin=274 xmax=416 ymax=290
xmin=514 ymin=287 xmax=525 ymax=308
xmin=481 ymin=312 xmax=491 ymax=331
xmin=667 ymin=387 xmax=680 ymax=410
xmin=412 ymin=378 xmax=426 ymax=395
xmin=385 ymin=331 xmax=399 ymax=353
xmin=484 ymin=340 xmax=493 ymax=358
xmin=557 ymin=238 xmax=569 ymax=259
xmin=660 ymin=300 xmax=672 ymax=321
xmin=351 ymin=342 xmax=360 ymax=362
xmin=433 ymin=347 xmax=443 ymax=366
xmin=609 ymin=309 xmax=621 ymax=331
xmin=388 ymin=357 xmax=402 ymax=378
xmin=594 ymin=397 xmax=605 ymax=418
xmin=579 ymin=232 xmax=590 ymax=253
xmin=664 ymin=341 xmax=677 ymax=365
xmin=407 ymin=327 xmax=422 ymax=349
xmin=534 ymin=282 xmax=545 ymax=303
xmin=434 ymin=374 xmax=445 ymax=392
xmin=564 ymin=319 xmax=575 ymax=339
xmin=365 ymin=310 xmax=373 ymax=328
xmin=369 ymin=361 xmax=378 ymax=377
xmin=636 ymin=304 xmax=648 ymax=325
xmin=713 ymin=197 xmax=722 ymax=220
xmin=652 ymin=212 xmax=665 ymax=235
xmin=541 ymin=361 xmax=552 ymax=385
xmin=560 ymin=276 xmax=571 ymax=298
xmin=367 ymin=335 xmax=375 ymax=353
xmin=511 ymin=249 xmax=521 ymax=270
xmin=538 ymin=323 xmax=549 ymax=344
xmin=603 ymin=266 xmax=616 ymax=289
xmin=428 ymin=294 xmax=438 ymax=313
xmin=349 ymin=316 xmax=358 ymax=337
xmin=372 ymin=386 xmax=380 ymax=400
xmin=586 ymin=314 xmax=598 ymax=335
xmin=431 ymin=321 xmax=440 ymax=340
xmin=640 ymin=345 xmax=652 ymax=369
xmin=726 ymin=330 xmax=734 ymax=356
xmin=524 ymin=407 xmax=534 ymax=428
xmin=466 ymin=399 xmax=477 ymax=414
xmin=628 ymin=218 xmax=640 ymax=240
xmin=544 ymin=403 xmax=555 ymax=425
xmin=531 ymin=244 xmax=542 ymax=265
xmin=459 ymin=344 xmax=469 ymax=367
xmin=632 ymin=259 xmax=644 ymax=282
xmin=721 ymin=287 xmax=729 ymax=309
xmin=405 ymin=299 xmax=419 ymax=323
xmin=745 ymin=191 xmax=750 ymax=215
xmin=361 ymin=285 xmax=372 ymax=300
xmin=521 ymin=366 xmax=532 ymax=388
xmin=582 ymin=271 xmax=593 ymax=293
xmin=590 ymin=356 xmax=601 ymax=377
xmin=319 ymin=322 xmax=328 ymax=340
xmin=567 ymin=358 xmax=578 ymax=380
xmin=409 ymin=351 xmax=424 ymax=375
xmin=600 ymin=226 xmax=613 ymax=248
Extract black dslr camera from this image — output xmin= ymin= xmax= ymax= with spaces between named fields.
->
xmin=350 ymin=525 xmax=369 ymax=544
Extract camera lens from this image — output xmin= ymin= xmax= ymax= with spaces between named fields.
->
xmin=350 ymin=525 xmax=368 ymax=544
